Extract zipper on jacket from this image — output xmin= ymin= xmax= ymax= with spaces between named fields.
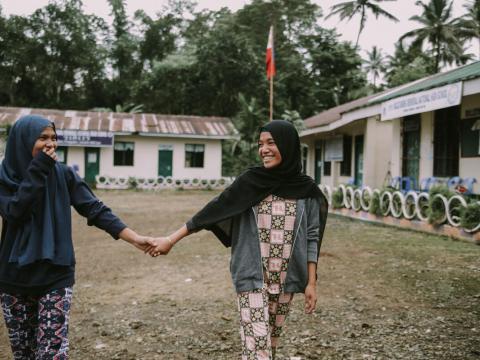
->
xmin=251 ymin=206 xmax=265 ymax=285
xmin=284 ymin=204 xmax=305 ymax=288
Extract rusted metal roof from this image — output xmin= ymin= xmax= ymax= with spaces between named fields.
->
xmin=0 ymin=106 xmax=238 ymax=139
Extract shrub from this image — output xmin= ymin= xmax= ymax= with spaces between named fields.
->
xmin=427 ymin=185 xmax=454 ymax=224
xmin=460 ymin=202 xmax=480 ymax=231
xmin=369 ymin=191 xmax=382 ymax=216
xmin=332 ymin=188 xmax=344 ymax=209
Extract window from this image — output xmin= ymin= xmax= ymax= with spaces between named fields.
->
xmin=185 ymin=144 xmax=204 ymax=168
xmin=114 ymin=141 xmax=134 ymax=166
xmin=340 ymin=135 xmax=352 ymax=176
xmin=461 ymin=118 xmax=480 ymax=157
xmin=301 ymin=145 xmax=308 ymax=174
xmin=56 ymin=146 xmax=68 ymax=164
xmin=433 ymin=107 xmax=459 ymax=177
xmin=324 ymin=161 xmax=331 ymax=176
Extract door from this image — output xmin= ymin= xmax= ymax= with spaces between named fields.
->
xmin=84 ymin=148 xmax=100 ymax=185
xmin=158 ymin=145 xmax=173 ymax=177
xmin=433 ymin=106 xmax=460 ymax=177
xmin=402 ymin=115 xmax=421 ymax=188
xmin=354 ymin=135 xmax=364 ymax=186
xmin=314 ymin=141 xmax=322 ymax=184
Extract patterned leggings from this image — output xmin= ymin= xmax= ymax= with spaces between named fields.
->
xmin=237 ymin=288 xmax=294 ymax=360
xmin=0 ymin=287 xmax=73 ymax=360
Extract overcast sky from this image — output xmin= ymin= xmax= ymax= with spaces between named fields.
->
xmin=1 ymin=0 xmax=477 ymax=59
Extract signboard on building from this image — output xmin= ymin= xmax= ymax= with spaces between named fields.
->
xmin=324 ymin=136 xmax=343 ymax=161
xmin=57 ymin=130 xmax=114 ymax=147
xmin=381 ymin=82 xmax=463 ymax=121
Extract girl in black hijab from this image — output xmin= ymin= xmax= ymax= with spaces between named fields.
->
xmin=0 ymin=115 xmax=155 ymax=359
xmin=147 ymin=120 xmax=328 ymax=359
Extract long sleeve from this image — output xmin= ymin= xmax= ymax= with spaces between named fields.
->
xmin=66 ymin=167 xmax=127 ymax=239
xmin=0 ymin=152 xmax=55 ymax=224
xmin=306 ymin=197 xmax=320 ymax=263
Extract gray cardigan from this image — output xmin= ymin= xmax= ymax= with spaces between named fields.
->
xmin=228 ymin=197 xmax=321 ymax=294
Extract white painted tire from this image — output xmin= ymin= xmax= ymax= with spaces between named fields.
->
xmin=415 ymin=192 xmax=430 ymax=222
xmin=322 ymin=185 xmax=332 ymax=207
xmin=430 ymin=194 xmax=448 ymax=224
xmin=338 ymin=185 xmax=348 ymax=208
xmin=390 ymin=191 xmax=405 ymax=218
xmin=446 ymin=195 xmax=467 ymax=228
xmin=360 ymin=187 xmax=373 ymax=212
xmin=352 ymin=189 xmax=362 ymax=211
xmin=402 ymin=191 xmax=418 ymax=220
xmin=342 ymin=186 xmax=354 ymax=209
xmin=380 ymin=191 xmax=393 ymax=216
xmin=463 ymin=203 xmax=480 ymax=233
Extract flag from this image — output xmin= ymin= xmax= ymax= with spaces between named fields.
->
xmin=266 ymin=26 xmax=275 ymax=79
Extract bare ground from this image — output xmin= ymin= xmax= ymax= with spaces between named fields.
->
xmin=1 ymin=190 xmax=479 ymax=360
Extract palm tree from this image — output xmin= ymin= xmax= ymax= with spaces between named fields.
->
xmin=456 ymin=0 xmax=480 ymax=59
xmin=326 ymin=0 xmax=399 ymax=49
xmin=364 ymin=46 xmax=386 ymax=87
xmin=400 ymin=0 xmax=471 ymax=72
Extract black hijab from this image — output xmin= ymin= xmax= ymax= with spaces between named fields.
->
xmin=189 ymin=120 xmax=328 ymax=251
xmin=0 ymin=115 xmax=73 ymax=267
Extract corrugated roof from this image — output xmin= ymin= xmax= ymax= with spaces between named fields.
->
xmin=303 ymin=60 xmax=480 ymax=131
xmin=0 ymin=106 xmax=238 ymax=138
xmin=304 ymin=95 xmax=374 ymax=128
xmin=370 ymin=60 xmax=480 ymax=104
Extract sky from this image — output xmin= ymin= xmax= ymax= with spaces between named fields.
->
xmin=1 ymin=0 xmax=477 ymax=60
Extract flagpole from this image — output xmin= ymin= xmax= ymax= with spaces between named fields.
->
xmin=269 ymin=74 xmax=273 ymax=121
xmin=266 ymin=25 xmax=275 ymax=121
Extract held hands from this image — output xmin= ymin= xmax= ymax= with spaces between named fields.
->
xmin=130 ymin=234 xmax=157 ymax=252
xmin=144 ymin=237 xmax=174 ymax=257
xmin=304 ymin=283 xmax=317 ymax=314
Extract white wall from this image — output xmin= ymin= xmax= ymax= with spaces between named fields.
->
xmin=66 ymin=147 xmax=85 ymax=177
xmin=363 ymin=116 xmax=393 ymax=189
xmin=65 ymin=135 xmax=224 ymax=179
xmin=419 ymin=111 xmax=434 ymax=182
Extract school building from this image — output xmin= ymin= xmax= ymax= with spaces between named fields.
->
xmin=0 ymin=107 xmax=237 ymax=184
xmin=301 ymin=61 xmax=480 ymax=194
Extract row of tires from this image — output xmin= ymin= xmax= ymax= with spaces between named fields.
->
xmin=320 ymin=184 xmax=480 ymax=233
xmin=95 ymin=175 xmax=234 ymax=190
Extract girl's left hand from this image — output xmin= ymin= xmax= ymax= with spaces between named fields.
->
xmin=304 ymin=283 xmax=317 ymax=314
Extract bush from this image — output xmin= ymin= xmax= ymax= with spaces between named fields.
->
xmin=332 ymin=188 xmax=344 ymax=209
xmin=427 ymin=185 xmax=454 ymax=224
xmin=460 ymin=202 xmax=480 ymax=231
xmin=369 ymin=191 xmax=382 ymax=216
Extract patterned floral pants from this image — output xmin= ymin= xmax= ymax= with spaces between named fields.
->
xmin=0 ymin=287 xmax=73 ymax=360
xmin=237 ymin=288 xmax=294 ymax=360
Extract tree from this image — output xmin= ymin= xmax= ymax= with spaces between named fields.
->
xmin=300 ymin=29 xmax=367 ymax=110
xmin=363 ymin=46 xmax=386 ymax=87
xmin=107 ymin=0 xmax=140 ymax=105
xmin=223 ymin=93 xmax=266 ymax=176
xmin=400 ymin=0 xmax=472 ymax=72
xmin=326 ymin=0 xmax=398 ymax=48
xmin=457 ymin=0 xmax=480 ymax=59
xmin=0 ymin=0 xmax=109 ymax=109
xmin=385 ymin=41 xmax=435 ymax=86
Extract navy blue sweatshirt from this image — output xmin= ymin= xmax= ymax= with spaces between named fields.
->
xmin=0 ymin=152 xmax=127 ymax=295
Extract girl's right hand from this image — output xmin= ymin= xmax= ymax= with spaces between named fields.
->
xmin=43 ymin=146 xmax=58 ymax=161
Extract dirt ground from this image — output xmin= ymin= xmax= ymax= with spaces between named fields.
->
xmin=1 ymin=190 xmax=479 ymax=360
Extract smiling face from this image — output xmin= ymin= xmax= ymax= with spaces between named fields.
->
xmin=31 ymin=126 xmax=57 ymax=158
xmin=258 ymin=131 xmax=282 ymax=169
